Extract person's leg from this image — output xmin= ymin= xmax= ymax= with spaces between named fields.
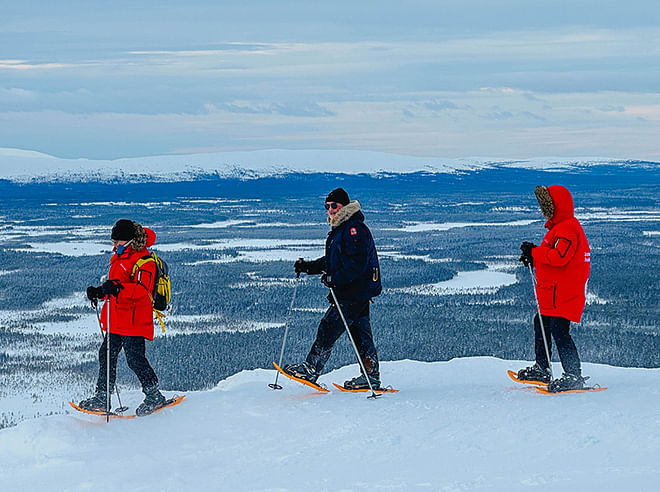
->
xmin=534 ymin=314 xmax=552 ymax=370
xmin=80 ymin=333 xmax=123 ymax=410
xmin=305 ymin=304 xmax=346 ymax=374
xmin=549 ymin=316 xmax=581 ymax=376
xmin=122 ymin=336 xmax=159 ymax=390
xmin=347 ymin=302 xmax=379 ymax=380
xmin=123 ymin=336 xmax=167 ymax=415
xmin=95 ymin=333 xmax=123 ymax=393
xmin=517 ymin=314 xmax=552 ymax=383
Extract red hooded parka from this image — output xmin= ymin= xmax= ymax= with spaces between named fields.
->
xmin=100 ymin=228 xmax=157 ymax=340
xmin=531 ymin=185 xmax=591 ymax=323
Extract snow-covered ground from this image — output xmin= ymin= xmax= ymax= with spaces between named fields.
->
xmin=1 ymin=357 xmax=658 ymax=491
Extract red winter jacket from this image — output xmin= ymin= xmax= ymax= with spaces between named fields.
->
xmin=531 ymin=186 xmax=590 ymax=323
xmin=100 ymin=228 xmax=157 ymax=340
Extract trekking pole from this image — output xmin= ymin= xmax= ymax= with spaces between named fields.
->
xmin=327 ymin=285 xmax=380 ymax=399
xmin=106 ymin=296 xmax=111 ymax=422
xmin=527 ymin=263 xmax=553 ymax=379
xmin=93 ymin=301 xmax=128 ymax=414
xmin=269 ymin=271 xmax=301 ymax=390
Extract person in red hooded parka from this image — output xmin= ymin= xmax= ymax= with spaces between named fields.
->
xmin=517 ymin=185 xmax=591 ymax=392
xmin=79 ymin=219 xmax=167 ymax=415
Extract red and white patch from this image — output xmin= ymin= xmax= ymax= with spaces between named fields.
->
xmin=350 ymin=227 xmax=358 ymax=236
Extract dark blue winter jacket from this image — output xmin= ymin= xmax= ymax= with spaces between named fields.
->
xmin=308 ymin=201 xmax=382 ymax=302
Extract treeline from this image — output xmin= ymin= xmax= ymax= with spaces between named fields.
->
xmin=0 ymin=176 xmax=658 ymax=394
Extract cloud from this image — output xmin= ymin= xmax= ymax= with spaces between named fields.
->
xmin=598 ymin=105 xmax=626 ymax=112
xmin=422 ymin=99 xmax=460 ymax=111
xmin=206 ymin=102 xmax=335 ymax=117
xmin=0 ymin=59 xmax=71 ymax=70
xmin=2 ymin=3 xmax=660 ymax=160
xmin=0 ymin=87 xmax=37 ymax=101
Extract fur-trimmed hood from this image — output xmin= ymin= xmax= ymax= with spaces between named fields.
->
xmin=535 ymin=185 xmax=575 ymax=229
xmin=131 ymin=222 xmax=156 ymax=251
xmin=328 ymin=200 xmax=362 ymax=228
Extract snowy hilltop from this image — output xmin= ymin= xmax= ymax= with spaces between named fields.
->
xmin=1 ymin=357 xmax=658 ymax=491
xmin=0 ymin=147 xmax=643 ymax=183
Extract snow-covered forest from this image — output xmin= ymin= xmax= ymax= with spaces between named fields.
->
xmin=1 ymin=162 xmax=657 ymax=431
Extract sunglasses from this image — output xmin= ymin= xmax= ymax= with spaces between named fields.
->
xmin=325 ymin=202 xmax=341 ymax=210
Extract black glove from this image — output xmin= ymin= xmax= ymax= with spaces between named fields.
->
xmin=101 ymin=279 xmax=123 ymax=297
xmin=86 ymin=286 xmax=104 ymax=302
xmin=321 ymin=273 xmax=335 ymax=288
xmin=519 ymin=241 xmax=536 ymax=267
xmin=294 ymin=258 xmax=311 ymax=275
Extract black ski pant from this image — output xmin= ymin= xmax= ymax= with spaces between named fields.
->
xmin=96 ymin=333 xmax=159 ymax=393
xmin=305 ymin=299 xmax=380 ymax=380
xmin=534 ymin=314 xmax=581 ymax=376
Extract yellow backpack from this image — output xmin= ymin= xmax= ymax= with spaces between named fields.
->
xmin=131 ymin=253 xmax=171 ymax=332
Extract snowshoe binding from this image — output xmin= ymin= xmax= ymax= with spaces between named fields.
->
xmin=343 ymin=374 xmax=381 ymax=391
xmin=547 ymin=373 xmax=586 ymax=393
xmin=78 ymin=391 xmax=109 ymax=412
xmin=282 ymin=361 xmax=319 ymax=384
xmin=136 ymin=386 xmax=167 ymax=416
xmin=517 ymin=363 xmax=551 ymax=385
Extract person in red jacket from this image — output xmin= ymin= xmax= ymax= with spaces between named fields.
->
xmin=79 ymin=219 xmax=167 ymax=415
xmin=517 ymin=185 xmax=591 ymax=392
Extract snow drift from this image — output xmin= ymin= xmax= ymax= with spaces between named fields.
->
xmin=0 ymin=357 xmax=658 ymax=491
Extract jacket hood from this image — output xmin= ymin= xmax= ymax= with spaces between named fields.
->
xmin=542 ymin=185 xmax=574 ymax=229
xmin=132 ymin=223 xmax=156 ymax=251
xmin=328 ymin=200 xmax=362 ymax=228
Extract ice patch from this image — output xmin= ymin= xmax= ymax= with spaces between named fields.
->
xmin=158 ymin=238 xmax=323 ymax=252
xmin=576 ymin=209 xmax=660 ymax=222
xmin=187 ymin=220 xmax=254 ymax=229
xmin=380 ymin=251 xmax=452 ymax=263
xmin=395 ymin=266 xmax=517 ymax=295
xmin=15 ymin=241 xmax=110 ymax=257
xmin=387 ymin=219 xmax=538 ymax=233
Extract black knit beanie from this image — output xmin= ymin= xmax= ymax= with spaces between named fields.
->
xmin=326 ymin=187 xmax=350 ymax=206
xmin=111 ymin=219 xmax=136 ymax=241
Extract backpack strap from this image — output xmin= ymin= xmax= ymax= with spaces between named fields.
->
xmin=154 ymin=309 xmax=166 ymax=333
xmin=131 ymin=255 xmax=156 ymax=295
xmin=130 ymin=254 xmax=155 ymax=278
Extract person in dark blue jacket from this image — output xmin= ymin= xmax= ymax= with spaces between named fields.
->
xmin=284 ymin=188 xmax=383 ymax=390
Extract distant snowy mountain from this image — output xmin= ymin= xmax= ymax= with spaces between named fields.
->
xmin=0 ymin=147 xmax=650 ymax=183
xmin=1 ymin=357 xmax=658 ymax=491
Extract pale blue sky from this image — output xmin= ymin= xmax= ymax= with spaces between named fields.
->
xmin=1 ymin=1 xmax=659 ymax=160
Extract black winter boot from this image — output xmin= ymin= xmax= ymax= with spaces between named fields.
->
xmin=517 ymin=363 xmax=551 ymax=384
xmin=282 ymin=362 xmax=319 ymax=383
xmin=79 ymin=390 xmax=109 ymax=412
xmin=547 ymin=373 xmax=585 ymax=392
xmin=343 ymin=373 xmax=381 ymax=390
xmin=136 ymin=385 xmax=167 ymax=416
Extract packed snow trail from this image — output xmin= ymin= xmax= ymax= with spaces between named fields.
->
xmin=0 ymin=357 xmax=659 ymax=491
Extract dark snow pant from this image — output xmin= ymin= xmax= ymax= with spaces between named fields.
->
xmin=534 ymin=314 xmax=581 ymax=376
xmin=96 ymin=333 xmax=159 ymax=393
xmin=306 ymin=299 xmax=380 ymax=380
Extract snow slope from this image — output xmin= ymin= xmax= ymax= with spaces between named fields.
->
xmin=1 ymin=357 xmax=658 ymax=491
xmin=0 ymin=147 xmax=629 ymax=182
